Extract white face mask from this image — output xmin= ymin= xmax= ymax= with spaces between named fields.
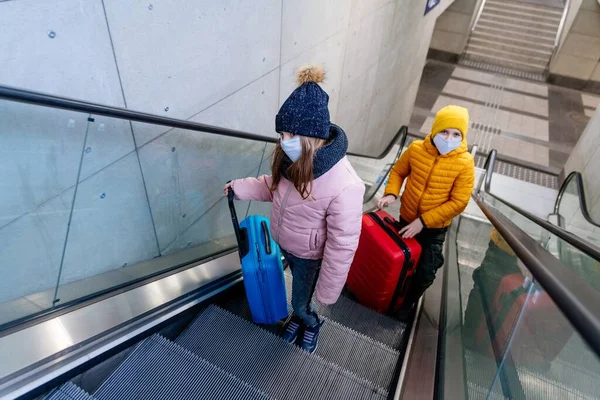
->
xmin=433 ymin=134 xmax=462 ymax=155
xmin=280 ymin=136 xmax=302 ymax=162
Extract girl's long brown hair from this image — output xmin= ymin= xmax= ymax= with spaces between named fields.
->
xmin=270 ymin=135 xmax=327 ymax=200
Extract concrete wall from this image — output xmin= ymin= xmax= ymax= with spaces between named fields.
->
xmin=561 ymin=107 xmax=600 ymax=244
xmin=429 ymin=0 xmax=483 ymax=58
xmin=550 ymin=0 xmax=600 ymax=93
xmin=0 ymin=0 xmax=452 ymax=306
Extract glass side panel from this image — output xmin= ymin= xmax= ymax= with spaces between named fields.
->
xmin=557 ymin=176 xmax=600 ymax=248
xmin=53 ymin=114 xmax=266 ymax=307
xmin=0 ymin=108 xmax=270 ymax=327
xmin=347 ymin=139 xmax=405 ymax=202
xmin=456 ymin=217 xmax=520 ymax=400
xmin=0 ymin=100 xmax=91 ymax=326
xmin=246 ymin=143 xmax=275 ymax=219
xmin=494 ymin=279 xmax=600 ymax=399
xmin=447 ymin=214 xmax=600 ymax=399
xmin=482 ymin=193 xmax=600 ymax=293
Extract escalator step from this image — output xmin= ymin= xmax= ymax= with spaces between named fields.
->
xmin=316 ymin=318 xmax=399 ymax=390
xmin=217 ymin=297 xmax=399 ymax=390
xmin=93 ymin=334 xmax=270 ymax=400
xmin=44 ymin=382 xmax=96 ymax=400
xmin=177 ymin=305 xmax=388 ymax=400
xmin=284 ymin=272 xmax=406 ymax=349
xmin=315 ymin=297 xmax=406 ymax=350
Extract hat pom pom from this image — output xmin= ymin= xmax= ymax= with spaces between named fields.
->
xmin=296 ymin=65 xmax=325 ymax=86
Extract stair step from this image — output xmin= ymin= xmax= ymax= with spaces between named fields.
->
xmin=469 ymin=37 xmax=552 ymax=58
xmin=94 ymin=334 xmax=270 ymax=400
xmin=466 ymin=46 xmax=547 ymax=69
xmin=472 ymin=30 xmax=554 ymax=50
xmin=484 ymin=4 xmax=562 ymax=23
xmin=478 ymin=17 xmax=557 ymax=36
xmin=477 ymin=25 xmax=555 ymax=44
xmin=486 ymin=0 xmax=564 ymax=17
xmin=285 ymin=272 xmax=407 ymax=349
xmin=177 ymin=305 xmax=389 ymax=399
xmin=44 ymin=383 xmax=96 ymax=400
xmin=460 ymin=57 xmax=546 ymax=81
xmin=481 ymin=9 xmax=560 ymax=30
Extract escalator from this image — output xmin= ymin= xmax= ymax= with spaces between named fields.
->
xmin=1 ymin=85 xmax=600 ymax=400
xmin=45 ymin=269 xmax=406 ymax=400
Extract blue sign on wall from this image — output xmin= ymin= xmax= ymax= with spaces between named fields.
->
xmin=425 ymin=0 xmax=441 ymax=15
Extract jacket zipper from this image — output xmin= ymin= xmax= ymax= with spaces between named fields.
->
xmin=416 ymin=156 xmax=439 ymax=215
xmin=276 ymin=185 xmax=294 ymax=242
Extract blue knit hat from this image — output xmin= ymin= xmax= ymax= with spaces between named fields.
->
xmin=275 ymin=65 xmax=331 ymax=140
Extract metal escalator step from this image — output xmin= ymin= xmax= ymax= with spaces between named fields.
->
xmin=44 ymin=382 xmax=97 ymax=400
xmin=177 ymin=305 xmax=388 ymax=400
xmin=218 ymin=274 xmax=399 ymax=388
xmin=316 ymin=318 xmax=399 ymax=390
xmin=284 ymin=272 xmax=406 ymax=349
xmin=93 ymin=334 xmax=270 ymax=400
xmin=315 ymin=298 xmax=406 ymax=350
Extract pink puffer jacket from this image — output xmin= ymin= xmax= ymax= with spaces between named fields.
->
xmin=231 ymin=156 xmax=364 ymax=305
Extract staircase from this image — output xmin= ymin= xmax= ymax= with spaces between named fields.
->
xmin=43 ymin=271 xmax=407 ymax=399
xmin=463 ymin=0 xmax=564 ymax=77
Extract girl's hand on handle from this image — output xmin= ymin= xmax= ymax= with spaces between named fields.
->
xmin=377 ymin=195 xmax=396 ymax=209
xmin=223 ymin=181 xmax=233 ymax=196
xmin=399 ymin=218 xmax=423 ymax=239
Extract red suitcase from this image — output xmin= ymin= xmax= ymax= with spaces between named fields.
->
xmin=476 ymin=274 xmax=573 ymax=365
xmin=346 ymin=210 xmax=422 ymax=314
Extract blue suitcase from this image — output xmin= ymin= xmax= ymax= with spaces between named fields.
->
xmin=227 ymin=189 xmax=289 ymax=324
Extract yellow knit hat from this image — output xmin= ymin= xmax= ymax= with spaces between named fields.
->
xmin=431 ymin=105 xmax=469 ymax=138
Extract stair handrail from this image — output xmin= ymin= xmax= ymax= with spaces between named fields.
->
xmin=554 ymin=171 xmax=600 ymax=229
xmin=478 ymin=149 xmax=600 ymax=262
xmin=545 ymin=0 xmax=571 ymax=77
xmin=0 ymin=84 xmax=404 ymax=160
xmin=469 ymin=0 xmax=488 ymax=37
xmin=459 ymin=0 xmax=489 ymax=61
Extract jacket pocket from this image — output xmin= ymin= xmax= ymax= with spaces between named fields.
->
xmin=309 ymin=229 xmax=319 ymax=251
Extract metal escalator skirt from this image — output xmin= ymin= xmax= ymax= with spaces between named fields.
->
xmin=0 ymin=252 xmax=241 ymax=399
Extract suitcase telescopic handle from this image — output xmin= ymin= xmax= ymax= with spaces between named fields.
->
xmin=227 ymin=184 xmax=250 ymax=259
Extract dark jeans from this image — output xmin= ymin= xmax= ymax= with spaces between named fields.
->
xmin=399 ymin=218 xmax=447 ymax=307
xmin=281 ymin=249 xmax=322 ymax=327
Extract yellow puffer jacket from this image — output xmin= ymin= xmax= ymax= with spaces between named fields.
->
xmin=384 ymin=134 xmax=475 ymax=228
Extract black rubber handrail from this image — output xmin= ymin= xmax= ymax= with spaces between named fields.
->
xmin=0 ymin=84 xmax=404 ymax=160
xmin=478 ymin=150 xmax=600 ymax=262
xmin=555 ymin=171 xmax=600 ymax=229
xmin=473 ymin=195 xmax=600 ymax=357
xmin=362 ymin=126 xmax=408 ymax=204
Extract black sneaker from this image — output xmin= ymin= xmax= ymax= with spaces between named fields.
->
xmin=281 ymin=316 xmax=302 ymax=344
xmin=300 ymin=319 xmax=324 ymax=354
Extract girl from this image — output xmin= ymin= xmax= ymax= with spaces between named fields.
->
xmin=224 ymin=65 xmax=364 ymax=353
xmin=378 ymin=105 xmax=475 ymax=320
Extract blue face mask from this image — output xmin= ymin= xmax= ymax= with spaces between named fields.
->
xmin=433 ymin=134 xmax=462 ymax=155
xmin=280 ymin=135 xmax=302 ymax=162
